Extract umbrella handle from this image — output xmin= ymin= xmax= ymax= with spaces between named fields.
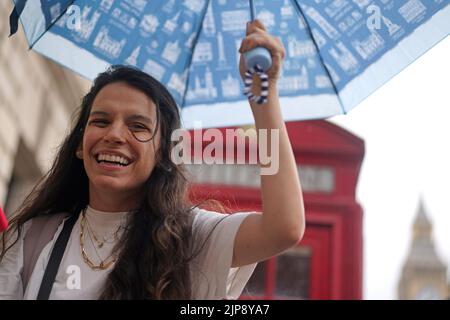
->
xmin=243 ymin=47 xmax=272 ymax=72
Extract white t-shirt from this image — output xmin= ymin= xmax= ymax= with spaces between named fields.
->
xmin=0 ymin=206 xmax=257 ymax=300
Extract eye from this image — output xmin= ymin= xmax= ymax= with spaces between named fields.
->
xmin=130 ymin=123 xmax=150 ymax=131
xmin=89 ymin=119 xmax=108 ymax=127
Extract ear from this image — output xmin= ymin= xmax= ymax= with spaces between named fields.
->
xmin=76 ymin=145 xmax=83 ymax=159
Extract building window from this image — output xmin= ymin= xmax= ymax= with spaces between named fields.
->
xmin=274 ymin=246 xmax=311 ymax=299
xmin=242 ymin=246 xmax=311 ymax=299
xmin=243 ymin=260 xmax=267 ymax=297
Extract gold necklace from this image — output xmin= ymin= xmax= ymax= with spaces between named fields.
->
xmin=85 ymin=214 xmax=122 ymax=248
xmin=86 ymin=223 xmax=106 ymax=263
xmin=80 ymin=211 xmax=117 ymax=270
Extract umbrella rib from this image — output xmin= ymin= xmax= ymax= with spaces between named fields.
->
xmin=179 ymin=0 xmax=212 ymax=108
xmin=290 ymin=0 xmax=346 ymax=114
xmin=28 ymin=0 xmax=76 ymax=50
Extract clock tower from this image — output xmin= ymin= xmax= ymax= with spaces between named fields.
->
xmin=398 ymin=199 xmax=448 ymax=299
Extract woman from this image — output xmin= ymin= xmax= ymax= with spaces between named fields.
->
xmin=0 ymin=20 xmax=305 ymax=300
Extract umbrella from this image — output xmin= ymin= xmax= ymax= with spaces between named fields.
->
xmin=9 ymin=0 xmax=450 ymax=128
xmin=0 ymin=206 xmax=7 ymax=232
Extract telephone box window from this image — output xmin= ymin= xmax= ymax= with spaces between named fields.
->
xmin=275 ymin=246 xmax=311 ymax=299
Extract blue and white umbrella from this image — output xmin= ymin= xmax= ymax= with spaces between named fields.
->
xmin=9 ymin=0 xmax=450 ymax=128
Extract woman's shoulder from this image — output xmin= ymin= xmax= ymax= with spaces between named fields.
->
xmin=188 ymin=207 xmax=230 ymax=231
xmin=23 ymin=213 xmax=69 ymax=241
xmin=188 ymin=207 xmax=256 ymax=239
xmin=189 ymin=206 xmax=226 ymax=220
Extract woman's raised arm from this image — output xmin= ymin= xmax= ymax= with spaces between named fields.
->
xmin=232 ymin=20 xmax=305 ymax=267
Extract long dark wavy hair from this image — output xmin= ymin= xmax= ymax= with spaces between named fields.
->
xmin=1 ymin=65 xmax=204 ymax=299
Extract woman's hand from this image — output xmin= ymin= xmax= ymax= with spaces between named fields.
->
xmin=239 ymin=20 xmax=286 ymax=85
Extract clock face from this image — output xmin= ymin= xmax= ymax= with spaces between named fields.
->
xmin=415 ymin=285 xmax=441 ymax=300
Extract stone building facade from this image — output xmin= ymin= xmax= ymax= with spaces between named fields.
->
xmin=0 ymin=1 xmax=90 ymax=215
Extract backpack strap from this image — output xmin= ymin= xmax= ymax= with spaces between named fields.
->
xmin=22 ymin=213 xmax=69 ymax=293
xmin=37 ymin=212 xmax=79 ymax=300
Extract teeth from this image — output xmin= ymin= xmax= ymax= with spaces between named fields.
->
xmin=97 ymin=154 xmax=130 ymax=165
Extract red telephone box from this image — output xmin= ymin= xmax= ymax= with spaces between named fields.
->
xmin=188 ymin=120 xmax=364 ymax=300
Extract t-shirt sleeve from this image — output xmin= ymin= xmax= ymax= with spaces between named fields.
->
xmin=189 ymin=208 xmax=257 ymax=300
xmin=0 ymin=221 xmax=31 ymax=299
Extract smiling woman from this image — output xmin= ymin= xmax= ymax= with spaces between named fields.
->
xmin=0 ymin=21 xmax=305 ymax=300
xmin=78 ymin=82 xmax=161 ymax=213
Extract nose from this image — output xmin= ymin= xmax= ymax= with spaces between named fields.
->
xmin=103 ymin=122 xmax=128 ymax=144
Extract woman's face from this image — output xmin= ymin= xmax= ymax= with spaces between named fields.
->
xmin=78 ymin=82 xmax=160 ymax=201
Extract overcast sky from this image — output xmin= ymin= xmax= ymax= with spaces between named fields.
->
xmin=329 ymin=37 xmax=450 ymax=299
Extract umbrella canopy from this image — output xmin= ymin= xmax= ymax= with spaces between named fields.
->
xmin=0 ymin=206 xmax=7 ymax=232
xmin=10 ymin=0 xmax=450 ymax=128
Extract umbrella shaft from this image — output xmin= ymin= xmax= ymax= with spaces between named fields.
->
xmin=249 ymin=0 xmax=256 ymax=21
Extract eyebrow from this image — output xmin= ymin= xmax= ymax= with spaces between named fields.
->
xmin=90 ymin=111 xmax=154 ymax=124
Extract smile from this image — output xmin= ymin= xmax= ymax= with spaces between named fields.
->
xmin=95 ymin=153 xmax=132 ymax=167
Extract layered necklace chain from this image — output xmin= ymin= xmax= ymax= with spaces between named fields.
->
xmin=79 ymin=209 xmax=123 ymax=270
xmin=85 ymin=213 xmax=122 ymax=248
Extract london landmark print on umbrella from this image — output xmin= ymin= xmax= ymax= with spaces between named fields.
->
xmin=9 ymin=0 xmax=450 ymax=128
